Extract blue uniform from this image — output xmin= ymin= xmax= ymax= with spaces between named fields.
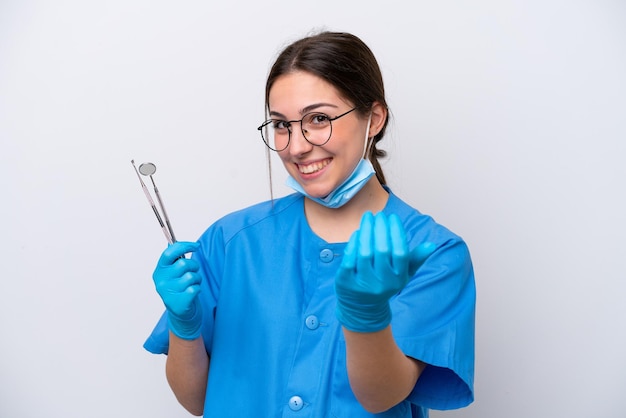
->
xmin=145 ymin=191 xmax=475 ymax=417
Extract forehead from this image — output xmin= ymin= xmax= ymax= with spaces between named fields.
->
xmin=268 ymin=71 xmax=347 ymax=114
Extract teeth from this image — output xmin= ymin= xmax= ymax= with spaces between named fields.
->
xmin=299 ymin=159 xmax=330 ymax=174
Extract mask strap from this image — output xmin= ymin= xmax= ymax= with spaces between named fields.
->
xmin=362 ymin=112 xmax=373 ymax=160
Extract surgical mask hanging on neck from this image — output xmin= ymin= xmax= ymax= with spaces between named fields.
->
xmin=286 ymin=113 xmax=375 ymax=208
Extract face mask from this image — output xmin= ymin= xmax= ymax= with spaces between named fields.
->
xmin=286 ymin=113 xmax=375 ymax=208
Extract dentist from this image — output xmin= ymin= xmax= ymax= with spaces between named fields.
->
xmin=144 ymin=31 xmax=475 ymax=418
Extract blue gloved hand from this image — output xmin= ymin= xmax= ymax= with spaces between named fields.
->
xmin=153 ymin=241 xmax=203 ymax=340
xmin=335 ymin=212 xmax=436 ymax=333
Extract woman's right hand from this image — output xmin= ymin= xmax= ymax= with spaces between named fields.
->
xmin=153 ymin=241 xmax=204 ymax=340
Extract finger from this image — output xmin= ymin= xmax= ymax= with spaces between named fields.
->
xmin=336 ymin=230 xmax=358 ymax=293
xmin=172 ymin=257 xmax=200 ymax=274
xmin=155 ymin=257 xmax=200 ymax=285
xmin=173 ymin=285 xmax=202 ymax=310
xmin=388 ymin=214 xmax=409 ymax=274
xmin=184 ymin=284 xmax=202 ymax=299
xmin=178 ymin=283 xmax=202 ymax=305
xmin=340 ymin=230 xmax=359 ymax=271
xmin=168 ymin=284 xmax=202 ymax=317
xmin=158 ymin=241 xmax=200 ymax=266
xmin=373 ymin=212 xmax=391 ymax=272
xmin=357 ymin=212 xmax=375 ymax=271
xmin=408 ymin=242 xmax=437 ymax=275
xmin=162 ymin=271 xmax=202 ymax=293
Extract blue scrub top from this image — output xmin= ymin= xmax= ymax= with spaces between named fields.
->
xmin=145 ymin=191 xmax=475 ymax=418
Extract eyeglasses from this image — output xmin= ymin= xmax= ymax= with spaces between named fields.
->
xmin=257 ymin=107 xmax=357 ymax=152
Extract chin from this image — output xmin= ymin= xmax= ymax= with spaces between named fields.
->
xmin=303 ymin=185 xmax=333 ymax=199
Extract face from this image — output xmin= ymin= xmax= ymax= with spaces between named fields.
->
xmin=268 ymin=71 xmax=369 ymax=199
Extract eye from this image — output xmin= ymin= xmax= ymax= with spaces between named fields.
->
xmin=272 ymin=120 xmax=290 ymax=131
xmin=306 ymin=113 xmax=331 ymax=127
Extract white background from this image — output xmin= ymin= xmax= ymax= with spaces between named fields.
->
xmin=1 ymin=1 xmax=625 ymax=417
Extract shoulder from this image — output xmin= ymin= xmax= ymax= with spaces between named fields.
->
xmin=385 ymin=191 xmax=465 ymax=246
xmin=198 ymin=193 xmax=303 ymax=244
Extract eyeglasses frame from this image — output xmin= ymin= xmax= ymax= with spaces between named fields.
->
xmin=257 ymin=107 xmax=357 ymax=152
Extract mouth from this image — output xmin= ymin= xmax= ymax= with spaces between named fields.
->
xmin=297 ymin=158 xmax=332 ymax=175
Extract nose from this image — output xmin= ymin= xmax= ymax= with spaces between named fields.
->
xmin=287 ymin=124 xmax=313 ymax=156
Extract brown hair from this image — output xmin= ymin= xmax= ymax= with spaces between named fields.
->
xmin=265 ymin=31 xmax=389 ymax=185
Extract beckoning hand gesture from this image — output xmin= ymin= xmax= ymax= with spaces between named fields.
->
xmin=335 ymin=212 xmax=435 ymax=333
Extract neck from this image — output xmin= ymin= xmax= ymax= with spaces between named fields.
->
xmin=304 ymin=178 xmax=389 ymax=243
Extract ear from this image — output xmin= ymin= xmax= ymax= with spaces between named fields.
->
xmin=367 ymin=101 xmax=388 ymax=138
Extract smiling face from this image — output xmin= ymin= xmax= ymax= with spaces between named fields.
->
xmin=268 ymin=71 xmax=370 ymax=199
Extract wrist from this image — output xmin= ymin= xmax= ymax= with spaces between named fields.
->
xmin=167 ymin=304 xmax=203 ymax=340
xmin=335 ymin=299 xmax=391 ymax=333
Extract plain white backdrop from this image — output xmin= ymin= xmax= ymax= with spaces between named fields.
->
xmin=1 ymin=1 xmax=625 ymax=417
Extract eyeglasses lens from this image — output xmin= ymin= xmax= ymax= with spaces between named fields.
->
xmin=260 ymin=112 xmax=332 ymax=151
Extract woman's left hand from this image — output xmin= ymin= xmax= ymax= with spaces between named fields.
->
xmin=334 ymin=211 xmax=435 ymax=333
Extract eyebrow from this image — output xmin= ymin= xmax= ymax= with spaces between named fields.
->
xmin=269 ymin=102 xmax=339 ymax=119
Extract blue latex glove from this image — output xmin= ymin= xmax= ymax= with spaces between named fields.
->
xmin=153 ymin=241 xmax=203 ymax=340
xmin=335 ymin=212 xmax=436 ymax=333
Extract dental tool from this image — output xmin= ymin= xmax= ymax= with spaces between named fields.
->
xmin=138 ymin=162 xmax=177 ymax=243
xmin=131 ymin=160 xmax=175 ymax=244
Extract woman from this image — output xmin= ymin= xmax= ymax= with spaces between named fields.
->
xmin=144 ymin=31 xmax=475 ymax=418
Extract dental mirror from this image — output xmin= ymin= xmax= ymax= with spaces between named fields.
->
xmin=138 ymin=162 xmax=157 ymax=176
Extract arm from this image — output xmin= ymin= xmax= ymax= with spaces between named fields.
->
xmin=166 ymin=334 xmax=209 ymax=416
xmin=335 ymin=212 xmax=435 ymax=412
xmin=151 ymin=242 xmax=209 ymax=415
xmin=343 ymin=327 xmax=425 ymax=413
